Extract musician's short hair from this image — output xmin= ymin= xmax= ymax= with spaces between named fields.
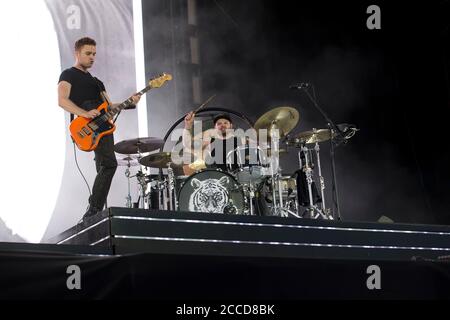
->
xmin=75 ymin=37 xmax=96 ymax=51
xmin=213 ymin=113 xmax=233 ymax=125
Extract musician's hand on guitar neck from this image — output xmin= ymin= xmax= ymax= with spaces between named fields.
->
xmin=82 ymin=109 xmax=101 ymax=119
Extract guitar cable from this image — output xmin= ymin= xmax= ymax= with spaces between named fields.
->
xmin=72 ymin=140 xmax=92 ymax=227
xmin=73 ymin=140 xmax=92 ymax=197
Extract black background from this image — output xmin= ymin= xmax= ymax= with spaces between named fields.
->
xmin=194 ymin=0 xmax=450 ymax=225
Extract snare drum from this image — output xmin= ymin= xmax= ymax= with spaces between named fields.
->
xmin=178 ymin=169 xmax=245 ymax=214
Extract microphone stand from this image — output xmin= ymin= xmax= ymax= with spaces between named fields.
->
xmin=294 ymin=86 xmax=346 ymax=220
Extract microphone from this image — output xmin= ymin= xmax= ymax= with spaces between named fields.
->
xmin=336 ymin=123 xmax=359 ymax=140
xmin=289 ymin=83 xmax=310 ymax=90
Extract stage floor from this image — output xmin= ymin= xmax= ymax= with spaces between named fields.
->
xmin=1 ymin=208 xmax=449 ymax=299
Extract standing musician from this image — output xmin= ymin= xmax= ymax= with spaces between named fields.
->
xmin=57 ymin=37 xmax=141 ymax=219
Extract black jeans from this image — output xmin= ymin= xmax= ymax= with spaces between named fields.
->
xmin=88 ymin=134 xmax=118 ymax=210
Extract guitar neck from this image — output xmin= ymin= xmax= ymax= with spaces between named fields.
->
xmin=107 ymin=85 xmax=152 ymax=118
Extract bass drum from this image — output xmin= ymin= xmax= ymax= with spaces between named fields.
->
xmin=178 ymin=169 xmax=245 ymax=214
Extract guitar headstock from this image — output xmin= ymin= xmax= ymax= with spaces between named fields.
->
xmin=149 ymin=73 xmax=173 ymax=88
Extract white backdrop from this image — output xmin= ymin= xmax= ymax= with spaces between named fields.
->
xmin=41 ymin=0 xmax=142 ymax=242
xmin=0 ymin=0 xmax=146 ymax=243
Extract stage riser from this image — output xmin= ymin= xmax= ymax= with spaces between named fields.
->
xmin=49 ymin=208 xmax=450 ymax=261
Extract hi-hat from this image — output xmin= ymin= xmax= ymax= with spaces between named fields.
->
xmin=139 ymin=151 xmax=193 ymax=169
xmin=117 ymin=155 xmax=140 ymax=167
xmin=254 ymin=106 xmax=299 ymax=138
xmin=139 ymin=152 xmax=173 ymax=168
xmin=289 ymin=128 xmax=335 ymax=145
xmin=114 ymin=137 xmax=164 ymax=154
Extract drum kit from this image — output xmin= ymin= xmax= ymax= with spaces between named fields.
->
xmin=113 ymin=106 xmax=348 ymax=220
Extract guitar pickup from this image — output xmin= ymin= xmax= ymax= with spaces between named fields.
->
xmin=78 ymin=127 xmax=92 ymax=138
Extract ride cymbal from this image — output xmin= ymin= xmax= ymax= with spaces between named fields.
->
xmin=254 ymin=106 xmax=299 ymax=138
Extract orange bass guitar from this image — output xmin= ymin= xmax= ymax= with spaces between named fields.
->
xmin=69 ymin=73 xmax=172 ymax=151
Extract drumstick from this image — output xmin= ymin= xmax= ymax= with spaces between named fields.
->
xmin=193 ymin=94 xmax=216 ymax=114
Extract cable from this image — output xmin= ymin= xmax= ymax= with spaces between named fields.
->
xmin=73 ymin=141 xmax=92 ymax=197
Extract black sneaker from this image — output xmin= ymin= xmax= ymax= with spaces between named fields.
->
xmin=83 ymin=205 xmax=101 ymax=220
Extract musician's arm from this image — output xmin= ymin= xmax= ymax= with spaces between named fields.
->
xmin=202 ymin=129 xmax=214 ymax=149
xmin=58 ymin=81 xmax=99 ymax=118
xmin=182 ymin=128 xmax=193 ymax=151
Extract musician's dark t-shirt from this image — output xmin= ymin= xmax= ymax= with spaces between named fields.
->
xmin=58 ymin=67 xmax=106 ymax=110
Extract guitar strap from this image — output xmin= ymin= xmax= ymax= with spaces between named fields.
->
xmin=92 ymin=74 xmax=121 ymax=123
xmin=92 ymin=75 xmax=108 ymax=104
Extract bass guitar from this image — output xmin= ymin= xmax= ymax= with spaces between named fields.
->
xmin=69 ymin=73 xmax=172 ymax=151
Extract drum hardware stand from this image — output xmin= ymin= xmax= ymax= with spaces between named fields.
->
xmin=298 ymin=141 xmax=330 ymax=220
xmin=134 ymin=143 xmax=149 ymax=209
xmin=161 ymin=179 xmax=169 ymax=210
xmin=313 ymin=140 xmax=333 ymax=219
xmin=166 ymin=162 xmax=178 ymax=210
xmin=135 ymin=170 xmax=148 ymax=209
xmin=328 ymin=123 xmax=342 ymax=220
xmin=292 ymin=85 xmax=347 ymax=220
xmin=268 ymin=125 xmax=300 ymax=218
xmin=243 ymin=181 xmax=256 ymax=215
xmin=124 ymin=162 xmax=133 ymax=208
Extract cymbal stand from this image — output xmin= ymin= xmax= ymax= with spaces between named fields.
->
xmin=269 ymin=126 xmax=300 ymax=218
xmin=314 ymin=141 xmax=333 ymax=219
xmin=299 ymin=143 xmax=328 ymax=219
xmin=242 ymin=181 xmax=256 ymax=215
xmin=268 ymin=126 xmax=282 ymax=216
xmin=161 ymin=179 xmax=169 ymax=210
xmin=124 ymin=161 xmax=132 ymax=208
xmin=167 ymin=162 xmax=178 ymax=210
xmin=135 ymin=170 xmax=148 ymax=209
xmin=135 ymin=142 xmax=148 ymax=209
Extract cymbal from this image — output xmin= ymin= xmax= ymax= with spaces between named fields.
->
xmin=139 ymin=151 xmax=190 ymax=169
xmin=290 ymin=129 xmax=335 ymax=144
xmin=139 ymin=152 xmax=172 ymax=168
xmin=254 ymin=106 xmax=299 ymax=138
xmin=114 ymin=137 xmax=164 ymax=154
xmin=117 ymin=155 xmax=140 ymax=167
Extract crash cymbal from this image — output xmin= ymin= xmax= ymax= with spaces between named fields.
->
xmin=114 ymin=137 xmax=164 ymax=154
xmin=290 ymin=128 xmax=335 ymax=145
xmin=254 ymin=106 xmax=299 ymax=138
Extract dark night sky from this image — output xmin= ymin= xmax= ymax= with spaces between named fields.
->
xmin=194 ymin=0 xmax=450 ymax=224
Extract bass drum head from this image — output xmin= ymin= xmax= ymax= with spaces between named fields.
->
xmin=178 ymin=169 xmax=244 ymax=214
